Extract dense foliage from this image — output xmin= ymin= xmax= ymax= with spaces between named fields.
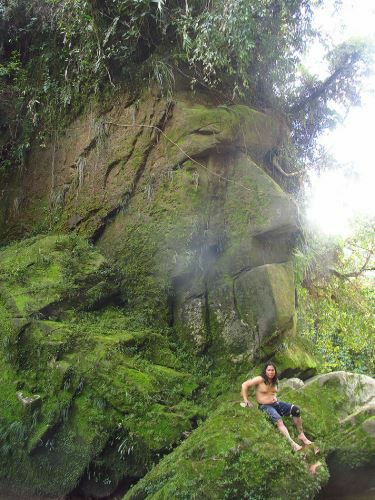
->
xmin=295 ymin=217 xmax=375 ymax=375
xmin=0 ymin=0 xmax=372 ymax=172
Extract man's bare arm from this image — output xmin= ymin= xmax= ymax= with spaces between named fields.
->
xmin=241 ymin=376 xmax=263 ymax=407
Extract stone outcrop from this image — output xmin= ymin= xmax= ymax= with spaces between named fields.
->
xmin=304 ymin=371 xmax=375 ymax=409
xmin=304 ymin=372 xmax=375 ymax=437
xmin=0 ymin=91 xmax=299 ymax=363
xmin=0 ymin=235 xmax=202 ymax=496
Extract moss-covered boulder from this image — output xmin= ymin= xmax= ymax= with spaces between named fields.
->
xmin=0 ymin=235 xmax=205 ymax=497
xmin=1 ymin=243 xmax=373 ymax=500
xmin=234 ymin=262 xmax=295 ymax=347
xmin=272 ymin=337 xmax=318 ymax=380
xmin=239 ymin=332 xmax=318 ymax=383
xmin=94 ymin=97 xmax=298 ymax=362
xmin=0 ymin=234 xmax=121 ymax=321
xmin=124 ymin=372 xmax=375 ymax=499
xmin=0 ymin=90 xmax=330 ymax=498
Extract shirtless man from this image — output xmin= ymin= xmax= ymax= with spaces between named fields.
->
xmin=241 ymin=362 xmax=312 ymax=452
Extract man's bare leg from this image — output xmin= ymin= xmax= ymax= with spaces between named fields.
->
xmin=292 ymin=416 xmax=312 ymax=445
xmin=276 ymin=419 xmax=302 ymax=451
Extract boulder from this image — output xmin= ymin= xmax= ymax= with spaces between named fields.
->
xmin=123 ymin=371 xmax=375 ymax=499
xmin=0 ymin=90 xmax=307 ymax=497
xmin=304 ymin=371 xmax=375 ymax=408
xmin=0 ymin=235 xmax=203 ymax=497
xmin=273 ymin=337 xmax=318 ymax=380
xmin=279 ymin=377 xmax=305 ymax=390
xmin=0 ymin=234 xmax=121 ymax=322
xmin=234 ymin=262 xmax=296 ymax=346
xmin=1 ymin=91 xmax=299 ymax=362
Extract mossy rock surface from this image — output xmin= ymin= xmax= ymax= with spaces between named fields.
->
xmin=234 ymin=262 xmax=296 ymax=347
xmin=0 ymin=234 xmax=121 ymax=320
xmin=124 ymin=372 xmax=375 ymax=500
xmin=0 ymin=235 xmax=373 ymax=499
xmin=272 ymin=337 xmax=318 ymax=380
xmin=1 ymin=90 xmax=372 ymax=500
xmin=1 ymin=90 xmax=299 ymax=361
xmin=0 ymin=235 xmax=204 ymax=497
xmin=166 ymin=102 xmax=285 ymax=164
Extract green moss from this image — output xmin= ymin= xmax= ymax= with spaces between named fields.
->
xmin=224 ymin=157 xmax=269 ymax=242
xmin=124 ymin=396 xmax=328 ymax=500
xmin=0 ymin=234 xmax=122 ymax=321
xmin=0 ymin=300 xmax=205 ymax=495
xmin=166 ymin=103 xmax=283 ymax=163
xmin=97 ymin=164 xmax=208 ymax=325
xmin=0 ymin=89 xmax=371 ymax=498
xmin=122 ymin=365 xmax=375 ymax=500
xmin=244 ymin=339 xmax=317 ymax=386
xmin=0 ymin=236 xmax=210 ymax=496
xmin=272 ymin=337 xmax=318 ymax=379
xmin=166 ymin=104 xmax=236 ymax=147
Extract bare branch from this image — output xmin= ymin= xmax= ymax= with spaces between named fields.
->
xmin=271 ymin=155 xmax=304 ymax=178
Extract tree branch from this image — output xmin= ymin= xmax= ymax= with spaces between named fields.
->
xmin=271 ymin=154 xmax=304 ymax=177
xmin=289 ymin=51 xmax=360 ymax=114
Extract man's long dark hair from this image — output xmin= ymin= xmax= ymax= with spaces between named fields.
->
xmin=261 ymin=362 xmax=278 ymax=386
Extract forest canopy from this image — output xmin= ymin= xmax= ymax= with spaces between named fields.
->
xmin=0 ymin=0 xmax=372 ymax=171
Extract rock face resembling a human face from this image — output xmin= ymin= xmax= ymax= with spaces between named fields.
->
xmin=151 ymin=98 xmax=300 ymax=362
xmin=94 ymin=95 xmax=299 ymax=363
xmin=11 ymin=90 xmax=299 ymax=364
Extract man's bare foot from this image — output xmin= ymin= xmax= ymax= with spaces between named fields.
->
xmin=309 ymin=461 xmax=322 ymax=475
xmin=292 ymin=442 xmax=303 ymax=452
xmin=298 ymin=433 xmax=312 ymax=446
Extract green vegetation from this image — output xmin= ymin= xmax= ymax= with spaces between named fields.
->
xmin=0 ymin=227 xmax=373 ymax=497
xmin=124 ymin=399 xmax=327 ymax=500
xmin=0 ymin=1 xmax=371 ymax=173
xmin=295 ymin=217 xmax=374 ymax=375
xmin=0 ymin=235 xmax=210 ymax=495
xmin=0 ymin=1 xmax=374 ymax=498
xmin=124 ymin=376 xmax=375 ymax=499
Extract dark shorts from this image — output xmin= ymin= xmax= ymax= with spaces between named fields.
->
xmin=258 ymin=401 xmax=294 ymax=423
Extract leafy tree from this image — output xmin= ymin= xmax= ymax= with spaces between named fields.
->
xmin=295 ymin=217 xmax=375 ymax=375
xmin=0 ymin=0 xmax=164 ymax=170
xmin=290 ymin=39 xmax=373 ymax=160
xmin=0 ymin=0 xmax=373 ymax=174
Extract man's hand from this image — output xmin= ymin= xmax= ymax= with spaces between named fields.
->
xmin=240 ymin=401 xmax=253 ymax=408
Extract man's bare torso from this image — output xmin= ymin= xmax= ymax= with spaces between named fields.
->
xmin=255 ymin=378 xmax=278 ymax=404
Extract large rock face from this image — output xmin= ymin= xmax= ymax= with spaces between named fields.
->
xmin=0 ymin=92 xmax=299 ymax=362
xmin=0 ymin=91 xmax=373 ymax=499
